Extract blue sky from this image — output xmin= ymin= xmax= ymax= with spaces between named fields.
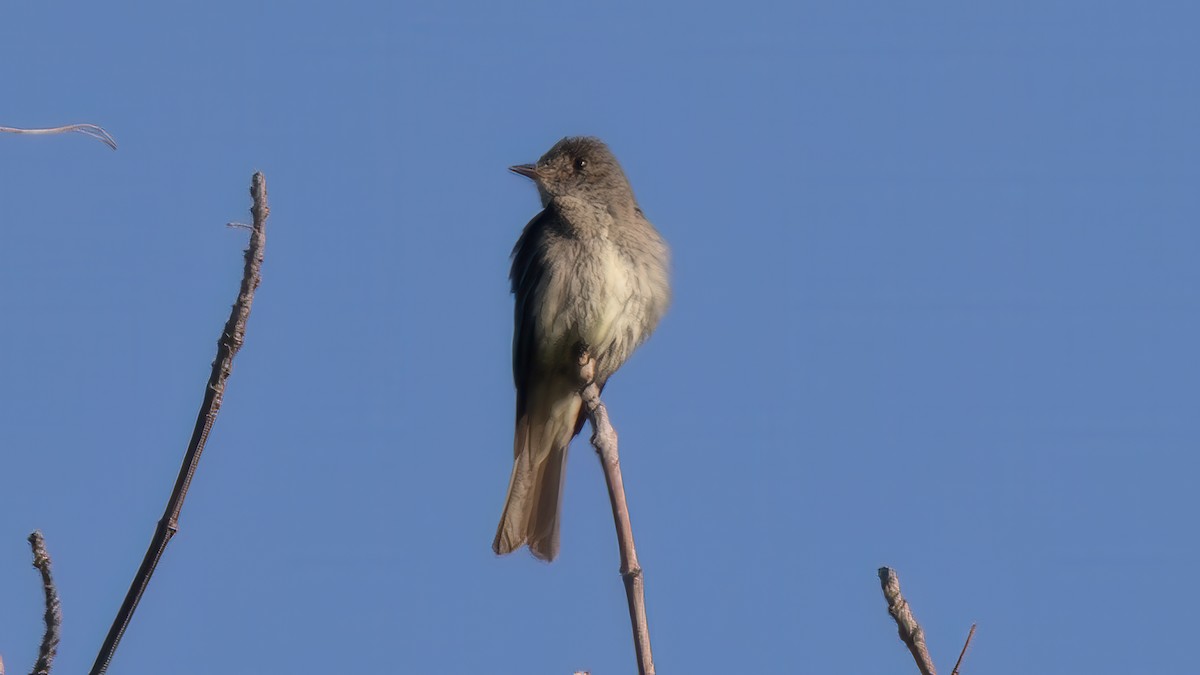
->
xmin=2 ymin=3 xmax=1197 ymax=674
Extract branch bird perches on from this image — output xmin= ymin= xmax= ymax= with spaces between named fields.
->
xmin=578 ymin=349 xmax=655 ymax=675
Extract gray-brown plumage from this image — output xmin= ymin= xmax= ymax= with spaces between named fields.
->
xmin=493 ymin=137 xmax=671 ymax=561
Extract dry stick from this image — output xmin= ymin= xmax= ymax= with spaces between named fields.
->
xmin=88 ymin=173 xmax=269 ymax=675
xmin=950 ymin=624 xmax=977 ymax=675
xmin=578 ymin=352 xmax=655 ymax=675
xmin=0 ymin=124 xmax=117 ymax=150
xmin=27 ymin=531 xmax=62 ymax=675
xmin=878 ymin=567 xmax=937 ymax=675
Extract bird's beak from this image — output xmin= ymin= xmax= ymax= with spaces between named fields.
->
xmin=509 ymin=164 xmax=540 ymax=181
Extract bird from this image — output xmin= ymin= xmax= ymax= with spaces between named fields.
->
xmin=493 ymin=136 xmax=671 ymax=561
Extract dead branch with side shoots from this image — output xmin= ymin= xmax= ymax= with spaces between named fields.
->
xmin=88 ymin=173 xmax=269 ymax=675
xmin=878 ymin=567 xmax=976 ymax=675
xmin=27 ymin=531 xmax=63 ymax=675
xmin=577 ymin=349 xmax=655 ymax=675
xmin=0 ymin=124 xmax=117 ymax=150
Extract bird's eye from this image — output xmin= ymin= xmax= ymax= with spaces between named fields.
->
xmin=575 ymin=158 xmax=587 ymax=171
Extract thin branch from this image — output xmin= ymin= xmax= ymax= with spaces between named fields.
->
xmin=878 ymin=567 xmax=937 ymax=675
xmin=0 ymin=124 xmax=117 ymax=150
xmin=89 ymin=173 xmax=269 ymax=675
xmin=950 ymin=624 xmax=976 ymax=675
xmin=578 ymin=350 xmax=655 ymax=675
xmin=27 ymin=531 xmax=62 ymax=675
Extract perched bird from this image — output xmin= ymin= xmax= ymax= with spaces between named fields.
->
xmin=493 ymin=136 xmax=671 ymax=561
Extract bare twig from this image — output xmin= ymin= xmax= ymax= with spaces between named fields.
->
xmin=27 ymin=531 xmax=62 ymax=675
xmin=878 ymin=567 xmax=937 ymax=675
xmin=950 ymin=624 xmax=976 ymax=675
xmin=89 ymin=173 xmax=269 ymax=675
xmin=0 ymin=124 xmax=117 ymax=150
xmin=578 ymin=350 xmax=655 ymax=675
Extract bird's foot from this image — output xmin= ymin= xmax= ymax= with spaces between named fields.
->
xmin=574 ymin=342 xmax=596 ymax=387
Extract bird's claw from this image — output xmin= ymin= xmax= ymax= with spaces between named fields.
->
xmin=575 ymin=343 xmax=596 ymax=386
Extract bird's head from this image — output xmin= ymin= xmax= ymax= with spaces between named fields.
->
xmin=510 ymin=136 xmax=634 ymax=209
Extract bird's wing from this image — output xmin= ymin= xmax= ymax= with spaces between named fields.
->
xmin=509 ymin=205 xmax=556 ymax=409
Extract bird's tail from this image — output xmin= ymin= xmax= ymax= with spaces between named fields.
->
xmin=493 ymin=383 xmax=581 ymax=561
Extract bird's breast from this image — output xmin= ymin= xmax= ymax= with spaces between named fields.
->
xmin=579 ymin=242 xmax=635 ymax=349
xmin=536 ymin=236 xmax=642 ymax=370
